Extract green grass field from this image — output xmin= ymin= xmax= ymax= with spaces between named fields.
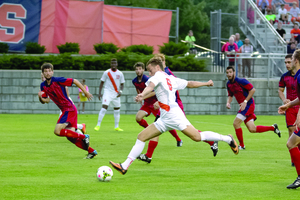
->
xmin=1 ymin=113 xmax=300 ymax=199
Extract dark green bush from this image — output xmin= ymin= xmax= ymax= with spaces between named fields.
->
xmin=121 ymin=44 xmax=153 ymax=55
xmin=25 ymin=42 xmax=46 ymax=54
xmin=159 ymin=42 xmax=189 ymax=56
xmin=0 ymin=43 xmax=9 ymax=53
xmin=94 ymin=43 xmax=119 ymax=54
xmin=57 ymin=42 xmax=80 ymax=54
xmin=0 ymin=53 xmax=207 ymax=72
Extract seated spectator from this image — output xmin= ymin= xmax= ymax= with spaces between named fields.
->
xmin=278 ymin=4 xmax=288 ymax=24
xmin=291 ymin=23 xmax=300 ymax=43
xmin=258 ymin=0 xmax=269 ymax=14
xmin=276 ymin=21 xmax=286 ymax=40
xmin=225 ymin=37 xmax=238 ymax=66
xmin=290 ymin=1 xmax=300 ymax=24
xmin=288 ymin=42 xmax=296 ymax=54
xmin=271 ymin=0 xmax=284 ymax=14
xmin=240 ymin=38 xmax=254 ymax=77
xmin=265 ymin=9 xmax=277 ymax=25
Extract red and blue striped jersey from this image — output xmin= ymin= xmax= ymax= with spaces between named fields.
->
xmin=40 ymin=77 xmax=75 ymax=111
xmin=279 ymin=71 xmax=298 ymax=102
xmin=132 ymin=74 xmax=157 ymax=105
xmin=226 ymin=77 xmax=254 ymax=104
xmin=164 ymin=67 xmax=182 ymax=103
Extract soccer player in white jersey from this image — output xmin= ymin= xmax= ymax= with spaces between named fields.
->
xmin=94 ymin=58 xmax=125 ymax=131
xmin=109 ymin=57 xmax=239 ymax=175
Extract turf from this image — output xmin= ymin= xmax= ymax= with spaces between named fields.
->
xmin=1 ymin=113 xmax=299 ymax=199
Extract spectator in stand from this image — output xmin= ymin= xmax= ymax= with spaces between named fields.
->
xmin=240 ymin=38 xmax=254 ymax=78
xmin=297 ymin=43 xmax=300 ymax=50
xmin=258 ymin=0 xmax=269 ymax=14
xmin=271 ymin=0 xmax=284 ymax=14
xmin=235 ymin=33 xmax=243 ymax=76
xmin=225 ymin=37 xmax=238 ymax=66
xmin=278 ymin=4 xmax=288 ymax=24
xmin=265 ymin=9 xmax=277 ymax=25
xmin=290 ymin=1 xmax=300 ymax=24
xmin=184 ymin=30 xmax=197 ymax=55
xmin=247 ymin=6 xmax=255 ymax=24
xmin=221 ymin=35 xmax=236 ymax=52
xmin=291 ymin=23 xmax=300 ymax=43
xmin=288 ymin=42 xmax=296 ymax=54
xmin=276 ymin=21 xmax=286 ymax=40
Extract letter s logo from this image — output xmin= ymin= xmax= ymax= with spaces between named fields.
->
xmin=0 ymin=3 xmax=26 ymax=43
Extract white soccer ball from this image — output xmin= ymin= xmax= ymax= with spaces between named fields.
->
xmin=97 ymin=166 xmax=113 ymax=182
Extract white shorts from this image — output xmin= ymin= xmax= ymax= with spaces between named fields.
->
xmin=236 ymin=113 xmax=254 ymax=122
xmin=154 ymin=106 xmax=191 ymax=133
xmin=102 ymin=90 xmax=121 ymax=108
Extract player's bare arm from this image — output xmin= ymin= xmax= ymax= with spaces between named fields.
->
xmin=98 ymin=81 xmax=104 ymax=100
xmin=153 ymin=101 xmax=160 ymax=110
xmin=187 ymin=80 xmax=213 ymax=88
xmin=117 ymin=83 xmax=124 ymax=97
xmin=142 ymin=91 xmax=156 ymax=100
xmin=240 ymin=88 xmax=255 ymax=111
xmin=278 ymin=87 xmax=290 ymax=104
xmin=73 ymin=79 xmax=93 ymax=101
xmin=135 ymin=82 xmax=155 ymax=103
xmin=279 ymin=97 xmax=300 ymax=114
xmin=226 ymin=96 xmax=233 ymax=109
xmin=38 ymin=91 xmax=50 ymax=104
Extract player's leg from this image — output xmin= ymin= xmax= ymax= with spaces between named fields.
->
xmin=110 ymin=123 xmax=162 ymax=174
xmin=77 ymin=123 xmax=86 ymax=134
xmin=246 ymin=119 xmax=281 ymax=137
xmin=94 ymin=104 xmax=108 ymax=131
xmin=233 ymin=115 xmax=245 ymax=149
xmin=136 ymin=109 xmax=149 ymax=128
xmin=82 ymin=102 xmax=85 ymax=114
xmin=287 ymin=133 xmax=300 ymax=189
xmin=181 ymin=124 xmax=238 ymax=155
xmin=77 ymin=101 xmax=81 ymax=113
xmin=112 ymin=96 xmax=123 ymax=131
xmin=137 ymin=136 xmax=159 ymax=163
xmin=198 ymin=130 xmax=219 ymax=157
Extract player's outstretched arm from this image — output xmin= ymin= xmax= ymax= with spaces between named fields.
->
xmin=135 ymin=82 xmax=155 ymax=103
xmin=279 ymin=98 xmax=300 ymax=114
xmin=187 ymin=80 xmax=213 ymax=88
xmin=73 ymin=79 xmax=93 ymax=101
xmin=278 ymin=87 xmax=290 ymax=104
xmin=38 ymin=91 xmax=50 ymax=104
xmin=142 ymin=91 xmax=156 ymax=100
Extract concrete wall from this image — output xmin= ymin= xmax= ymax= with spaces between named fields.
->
xmin=0 ymin=70 xmax=282 ymax=115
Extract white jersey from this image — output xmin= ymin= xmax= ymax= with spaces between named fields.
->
xmin=146 ymin=71 xmax=187 ymax=116
xmin=101 ymin=69 xmax=125 ymax=95
xmin=290 ymin=7 xmax=300 ymax=17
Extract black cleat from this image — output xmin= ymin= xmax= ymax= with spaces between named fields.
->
xmin=137 ymin=154 xmax=152 ymax=163
xmin=177 ymin=140 xmax=183 ymax=147
xmin=287 ymin=177 xmax=300 ymax=189
xmin=211 ymin=141 xmax=218 ymax=157
xmin=85 ymin=150 xmax=97 ymax=159
xmin=228 ymin=134 xmax=239 ymax=155
xmin=82 ymin=134 xmax=90 ymax=150
xmin=109 ymin=161 xmax=127 ymax=175
xmin=273 ymin=124 xmax=281 ymax=138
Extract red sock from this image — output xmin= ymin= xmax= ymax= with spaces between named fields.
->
xmin=88 ymin=147 xmax=95 ymax=153
xmin=169 ymin=129 xmax=181 ymax=142
xmin=290 ymin=147 xmax=300 ymax=176
xmin=256 ymin=125 xmax=274 ymax=133
xmin=235 ymin=128 xmax=244 ymax=147
xmin=145 ymin=140 xmax=158 ymax=158
xmin=60 ymin=129 xmax=85 ymax=139
xmin=67 ymin=137 xmax=89 ymax=151
xmin=205 ymin=141 xmax=214 ymax=146
xmin=137 ymin=119 xmax=148 ymax=128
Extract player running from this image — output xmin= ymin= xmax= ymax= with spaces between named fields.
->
xmin=226 ymin=66 xmax=281 ymax=150
xmin=109 ymin=57 xmax=239 ymax=175
xmin=38 ymin=63 xmax=97 ymax=159
xmin=132 ymin=62 xmax=183 ymax=163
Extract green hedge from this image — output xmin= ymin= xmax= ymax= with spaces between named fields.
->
xmin=0 ymin=52 xmax=207 ymax=72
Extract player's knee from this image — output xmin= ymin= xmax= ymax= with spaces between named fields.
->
xmin=286 ymin=141 xmax=294 ymax=150
xmin=136 ymin=116 xmax=142 ymax=122
xmin=54 ymin=130 xmax=60 ymax=136
xmin=249 ymin=127 xmax=256 ymax=133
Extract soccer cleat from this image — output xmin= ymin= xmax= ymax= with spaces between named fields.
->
xmin=228 ymin=134 xmax=239 ymax=155
xmin=273 ymin=124 xmax=281 ymax=138
xmin=137 ymin=154 xmax=152 ymax=163
xmin=114 ymin=127 xmax=123 ymax=131
xmin=211 ymin=141 xmax=219 ymax=157
xmin=82 ymin=134 xmax=90 ymax=150
xmin=287 ymin=177 xmax=300 ymax=189
xmin=94 ymin=125 xmax=100 ymax=131
xmin=85 ymin=150 xmax=98 ymax=159
xmin=81 ymin=123 xmax=86 ymax=134
xmin=177 ymin=140 xmax=183 ymax=147
xmin=109 ymin=161 xmax=127 ymax=175
xmin=238 ymin=145 xmax=246 ymax=150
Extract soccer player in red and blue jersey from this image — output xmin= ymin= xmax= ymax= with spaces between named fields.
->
xmin=38 ymin=63 xmax=97 ymax=159
xmin=132 ymin=62 xmax=183 ymax=163
xmin=226 ymin=66 xmax=281 ymax=150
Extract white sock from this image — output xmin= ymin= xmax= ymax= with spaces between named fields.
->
xmin=200 ymin=131 xmax=232 ymax=144
xmin=97 ymin=108 xmax=107 ymax=126
xmin=114 ymin=109 xmax=120 ymax=128
xmin=77 ymin=124 xmax=83 ymax=129
xmin=75 ymin=129 xmax=83 ymax=134
xmin=122 ymin=139 xmax=145 ymax=169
